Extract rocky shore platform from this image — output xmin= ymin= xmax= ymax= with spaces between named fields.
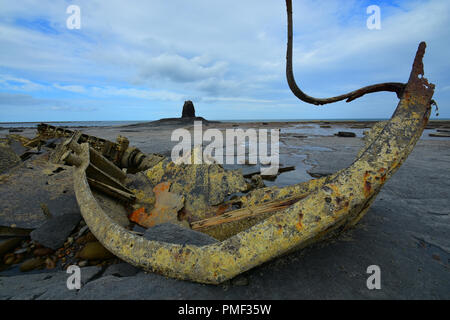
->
xmin=0 ymin=120 xmax=449 ymax=299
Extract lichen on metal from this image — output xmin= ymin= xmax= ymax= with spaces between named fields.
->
xmin=143 ymin=158 xmax=249 ymax=221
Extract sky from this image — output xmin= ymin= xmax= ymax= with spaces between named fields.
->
xmin=0 ymin=0 xmax=449 ymax=122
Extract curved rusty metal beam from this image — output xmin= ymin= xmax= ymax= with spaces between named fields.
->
xmin=285 ymin=0 xmax=406 ymax=105
xmin=70 ymin=40 xmax=434 ymax=284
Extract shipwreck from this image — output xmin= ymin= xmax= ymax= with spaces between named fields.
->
xmin=2 ymin=0 xmax=436 ymax=284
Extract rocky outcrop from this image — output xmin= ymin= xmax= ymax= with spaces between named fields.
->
xmin=335 ymin=131 xmax=356 ymax=138
xmin=181 ymin=100 xmax=196 ymax=118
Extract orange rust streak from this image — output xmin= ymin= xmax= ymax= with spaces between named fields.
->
xmin=129 ymin=207 xmax=152 ymax=227
xmin=213 ymin=203 xmax=232 ymax=216
xmin=154 ymin=181 xmax=171 ymax=193
xmin=363 ymin=171 xmax=373 ymax=198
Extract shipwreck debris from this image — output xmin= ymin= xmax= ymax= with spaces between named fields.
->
xmin=38 ymin=123 xmax=165 ymax=173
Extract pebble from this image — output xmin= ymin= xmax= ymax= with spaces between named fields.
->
xmin=76 ymin=232 xmax=97 ymax=245
xmin=335 ymin=131 xmax=356 ymax=138
xmin=13 ymin=254 xmax=24 ymax=264
xmin=64 ymin=239 xmax=74 ymax=248
xmin=14 ymin=248 xmax=28 ymax=255
xmin=78 ymin=260 xmax=88 ymax=267
xmin=77 ymin=241 xmax=114 ymax=260
xmin=0 ymin=238 xmax=22 ymax=257
xmin=4 ymin=255 xmax=15 ymax=265
xmin=45 ymin=257 xmax=56 ymax=269
xmin=33 ymin=247 xmax=54 ymax=257
xmin=231 ymin=276 xmax=249 ymax=286
xmin=76 ymin=225 xmax=89 ymax=239
xmin=20 ymin=257 xmax=45 ymax=272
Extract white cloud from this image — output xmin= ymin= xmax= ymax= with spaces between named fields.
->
xmin=89 ymin=86 xmax=185 ymax=101
xmin=0 ymin=75 xmax=44 ymax=91
xmin=138 ymin=53 xmax=228 ymax=83
xmin=0 ymin=0 xmax=449 ymax=120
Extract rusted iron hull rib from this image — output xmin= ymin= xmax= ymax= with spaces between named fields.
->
xmin=71 ymin=41 xmax=434 ymax=284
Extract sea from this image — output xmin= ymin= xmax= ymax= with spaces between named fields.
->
xmin=0 ymin=119 xmax=394 ymax=129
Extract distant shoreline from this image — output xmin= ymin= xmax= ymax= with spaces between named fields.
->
xmin=1 ymin=119 xmax=449 ymax=129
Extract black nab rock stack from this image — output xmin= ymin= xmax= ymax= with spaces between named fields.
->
xmin=181 ymin=100 xmax=196 ymax=118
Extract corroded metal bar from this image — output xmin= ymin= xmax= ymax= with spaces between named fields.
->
xmin=37 ymin=123 xmax=150 ymax=170
xmin=71 ymin=42 xmax=434 ymax=284
xmin=285 ymin=0 xmax=405 ymax=105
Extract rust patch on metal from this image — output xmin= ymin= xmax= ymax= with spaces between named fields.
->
xmin=296 ymin=213 xmax=304 ymax=231
xmin=129 ymin=182 xmax=184 ymax=228
xmin=363 ymin=171 xmax=372 ymax=198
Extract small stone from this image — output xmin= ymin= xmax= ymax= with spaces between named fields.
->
xmin=4 ymin=255 xmax=15 ymax=265
xmin=78 ymin=242 xmax=114 ymax=260
xmin=13 ymin=253 xmax=24 ymax=264
xmin=20 ymin=257 xmax=45 ymax=272
xmin=0 ymin=238 xmax=22 ymax=257
xmin=45 ymin=257 xmax=56 ymax=269
xmin=76 ymin=225 xmax=89 ymax=239
xmin=76 ymin=231 xmax=97 ymax=245
xmin=232 ymin=276 xmax=249 ymax=286
xmin=78 ymin=260 xmax=88 ymax=267
xmin=250 ymin=175 xmax=265 ymax=189
xmin=33 ymin=247 xmax=54 ymax=257
xmin=335 ymin=131 xmax=356 ymax=138
xmin=14 ymin=248 xmax=28 ymax=255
